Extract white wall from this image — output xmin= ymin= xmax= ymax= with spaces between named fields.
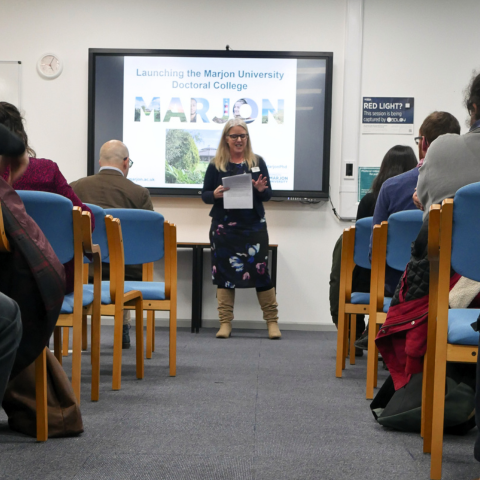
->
xmin=360 ymin=0 xmax=478 ymax=164
xmin=2 ymin=0 xmax=478 ymax=328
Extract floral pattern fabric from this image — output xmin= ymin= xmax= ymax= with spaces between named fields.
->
xmin=209 ymin=162 xmax=271 ymax=289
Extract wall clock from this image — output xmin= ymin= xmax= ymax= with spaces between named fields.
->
xmin=37 ymin=53 xmax=63 ymax=79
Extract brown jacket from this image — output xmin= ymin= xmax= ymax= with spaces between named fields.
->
xmin=70 ymin=169 xmax=153 ymax=211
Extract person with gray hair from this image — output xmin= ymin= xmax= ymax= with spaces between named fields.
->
xmin=71 ymin=139 xmax=154 ymax=348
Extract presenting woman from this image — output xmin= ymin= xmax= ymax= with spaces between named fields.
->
xmin=202 ymin=118 xmax=280 ymax=339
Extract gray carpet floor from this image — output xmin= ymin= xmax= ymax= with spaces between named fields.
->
xmin=0 ymin=326 xmax=479 ymax=480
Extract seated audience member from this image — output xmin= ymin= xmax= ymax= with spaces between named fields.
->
xmin=0 ymin=102 xmax=94 ymax=293
xmin=375 ymin=72 xmax=480 ymax=462
xmin=0 ymin=124 xmax=65 ymax=403
xmin=355 ymin=113 xmax=462 ymax=350
xmin=70 ymin=140 xmax=154 ymax=348
xmin=329 ymin=145 xmax=417 ymax=353
xmin=372 ymin=111 xmax=460 ymax=229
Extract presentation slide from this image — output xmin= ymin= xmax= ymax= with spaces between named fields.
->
xmin=122 ymin=56 xmax=297 ymax=190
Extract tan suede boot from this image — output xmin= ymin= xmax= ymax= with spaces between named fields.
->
xmin=257 ymin=288 xmax=281 ymax=339
xmin=216 ymin=288 xmax=235 ymax=338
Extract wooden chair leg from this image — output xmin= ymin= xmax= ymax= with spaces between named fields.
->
xmin=82 ymin=315 xmax=88 ymax=351
xmin=71 ymin=314 xmax=82 ymax=404
xmin=152 ymin=315 xmax=155 ymax=352
xmin=35 ymin=348 xmax=48 ymax=442
xmin=62 ymin=327 xmax=69 ymax=356
xmin=135 ymin=301 xmax=144 ymax=380
xmin=421 ymin=356 xmax=427 ymax=438
xmin=112 ymin=307 xmax=123 ymax=391
xmin=91 ymin=309 xmax=101 ymax=402
xmin=53 ymin=327 xmax=62 ymax=364
xmin=373 ymin=334 xmax=379 ymax=388
xmin=343 ymin=317 xmax=349 ymax=361
xmin=366 ymin=316 xmax=378 ymax=400
xmin=169 ymin=303 xmax=177 ymax=377
xmin=349 ymin=314 xmax=356 ymax=365
xmin=430 ymin=350 xmax=448 ymax=479
xmin=146 ymin=310 xmax=154 ymax=359
xmin=335 ymin=310 xmax=348 ymax=377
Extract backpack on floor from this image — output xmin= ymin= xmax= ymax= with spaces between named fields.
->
xmin=370 ymin=364 xmax=476 ymax=435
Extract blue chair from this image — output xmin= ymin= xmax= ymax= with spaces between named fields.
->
xmin=366 ymin=209 xmax=423 ymax=399
xmin=103 ymin=208 xmax=177 ymax=377
xmin=422 ymin=185 xmax=480 ymax=479
xmin=16 ymin=191 xmax=102 ymax=404
xmin=336 ymin=217 xmax=373 ymax=377
xmin=81 ymin=206 xmax=145 ymax=391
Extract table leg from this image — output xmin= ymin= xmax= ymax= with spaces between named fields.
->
xmin=191 ymin=246 xmax=198 ymax=333
xmin=196 ymin=246 xmax=204 ymax=333
xmin=270 ymin=246 xmax=278 ymax=290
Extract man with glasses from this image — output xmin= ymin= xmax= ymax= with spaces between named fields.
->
xmin=71 ymin=139 xmax=153 ymax=348
xmin=370 ymin=111 xmax=460 ymax=232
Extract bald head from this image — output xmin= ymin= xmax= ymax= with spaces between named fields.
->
xmin=99 ymin=140 xmax=130 ymax=173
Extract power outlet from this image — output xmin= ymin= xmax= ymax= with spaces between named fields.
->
xmin=344 ymin=162 xmax=354 ymax=180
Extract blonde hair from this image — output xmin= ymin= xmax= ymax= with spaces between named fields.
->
xmin=213 ymin=118 xmax=257 ymax=172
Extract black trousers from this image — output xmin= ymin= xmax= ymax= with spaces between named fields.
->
xmin=0 ymin=293 xmax=22 ymax=404
xmin=475 ymin=333 xmax=480 ymax=462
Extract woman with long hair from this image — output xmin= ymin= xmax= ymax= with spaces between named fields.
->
xmin=330 ymin=145 xmax=417 ymax=354
xmin=0 ymin=102 xmax=93 ymax=293
xmin=202 ymin=118 xmax=280 ymax=339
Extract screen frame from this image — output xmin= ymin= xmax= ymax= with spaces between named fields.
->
xmin=88 ymin=48 xmax=333 ymax=199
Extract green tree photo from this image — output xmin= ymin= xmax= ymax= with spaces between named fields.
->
xmin=165 ymin=130 xmax=207 ymax=184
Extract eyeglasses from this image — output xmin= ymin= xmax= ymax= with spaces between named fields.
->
xmin=227 ymin=134 xmax=248 ymax=140
xmin=124 ymin=157 xmax=134 ymax=168
xmin=414 ymin=136 xmax=423 ymax=146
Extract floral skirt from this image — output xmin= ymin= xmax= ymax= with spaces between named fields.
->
xmin=210 ymin=211 xmax=271 ymax=289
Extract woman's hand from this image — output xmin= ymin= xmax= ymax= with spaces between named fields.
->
xmin=252 ymin=174 xmax=268 ymax=193
xmin=214 ymin=185 xmax=230 ymax=199
xmin=412 ymin=188 xmax=424 ymax=211
xmin=1 ymin=151 xmax=29 ymax=186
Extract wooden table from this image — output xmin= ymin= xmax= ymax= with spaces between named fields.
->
xmin=177 ymin=242 xmax=278 ymax=333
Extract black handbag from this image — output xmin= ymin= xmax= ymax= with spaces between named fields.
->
xmin=370 ymin=365 xmax=476 ymax=435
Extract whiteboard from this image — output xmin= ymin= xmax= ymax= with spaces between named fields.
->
xmin=0 ymin=61 xmax=21 ymax=108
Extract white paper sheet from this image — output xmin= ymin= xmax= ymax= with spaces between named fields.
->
xmin=222 ymin=174 xmax=253 ymax=209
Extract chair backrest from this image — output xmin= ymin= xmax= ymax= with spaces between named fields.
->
xmin=354 ymin=217 xmax=373 ymax=269
xmin=84 ymin=203 xmax=109 ymax=262
xmin=17 ymin=191 xmax=74 ymax=264
xmin=104 ymin=209 xmax=165 ymax=265
xmin=451 ymin=182 xmax=480 ymax=281
xmin=386 ymin=210 xmax=423 ymax=271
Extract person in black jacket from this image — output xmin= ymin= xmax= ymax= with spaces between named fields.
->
xmin=202 ymin=118 xmax=280 ymax=339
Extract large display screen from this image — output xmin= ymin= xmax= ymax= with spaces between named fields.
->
xmin=88 ymin=49 xmax=333 ymax=199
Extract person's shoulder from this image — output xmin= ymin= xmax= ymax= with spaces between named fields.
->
xmin=383 ymin=168 xmax=419 ymax=189
xmin=205 ymin=162 xmax=218 ymax=173
xmin=361 ymin=191 xmax=375 ymax=204
xmin=125 ymin=177 xmax=150 ymax=193
xmin=29 ymin=157 xmax=57 ymax=170
xmin=72 ymin=174 xmax=95 ymax=185
xmin=429 ymin=132 xmax=462 ymax=151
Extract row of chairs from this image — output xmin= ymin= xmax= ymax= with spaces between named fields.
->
xmin=335 ymin=209 xmax=423 ymax=398
xmin=4 ymin=191 xmax=177 ymax=441
xmin=335 ymin=183 xmax=480 ymax=479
